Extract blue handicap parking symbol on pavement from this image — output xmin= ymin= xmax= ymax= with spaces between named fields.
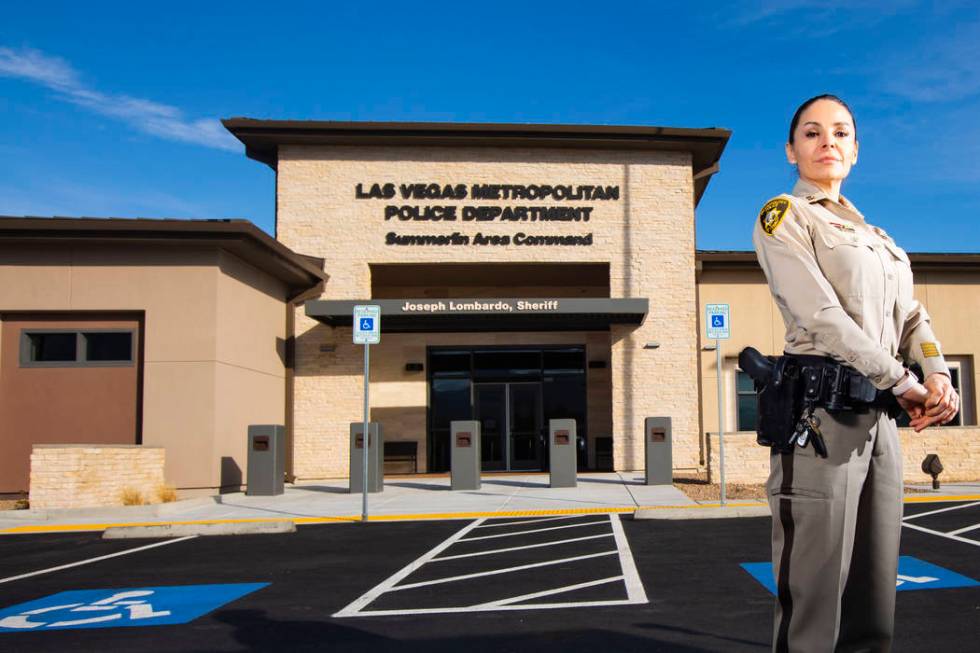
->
xmin=712 ymin=315 xmax=724 ymax=327
xmin=741 ymin=556 xmax=978 ymax=595
xmin=359 ymin=317 xmax=374 ymax=331
xmin=0 ymin=583 xmax=268 ymax=632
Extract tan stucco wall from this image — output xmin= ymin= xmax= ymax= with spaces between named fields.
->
xmin=0 ymin=243 xmax=289 ymax=491
xmin=698 ymin=265 xmax=980 ymax=483
xmin=277 ymin=145 xmax=701 ymax=477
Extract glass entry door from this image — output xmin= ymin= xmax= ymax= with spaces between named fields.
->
xmin=474 ymin=382 xmax=544 ymax=471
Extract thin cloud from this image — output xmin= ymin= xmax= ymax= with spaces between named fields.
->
xmin=722 ymin=0 xmax=919 ymax=34
xmin=0 ymin=46 xmax=240 ymax=153
xmin=875 ymin=20 xmax=980 ymax=103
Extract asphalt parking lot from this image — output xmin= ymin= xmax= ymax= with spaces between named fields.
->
xmin=0 ymin=501 xmax=976 ymax=652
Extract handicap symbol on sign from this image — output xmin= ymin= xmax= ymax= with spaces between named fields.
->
xmin=359 ymin=317 xmax=374 ymax=331
xmin=711 ymin=315 xmax=724 ymax=328
xmin=0 ymin=583 xmax=268 ymax=632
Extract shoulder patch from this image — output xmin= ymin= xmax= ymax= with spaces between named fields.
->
xmin=759 ymin=198 xmax=791 ymax=236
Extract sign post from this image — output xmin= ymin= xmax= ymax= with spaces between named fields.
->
xmin=705 ymin=303 xmax=730 ymax=506
xmin=353 ymin=305 xmax=380 ymax=522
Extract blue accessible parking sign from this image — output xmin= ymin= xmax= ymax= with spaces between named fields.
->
xmin=0 ymin=583 xmax=268 ymax=632
xmin=741 ymin=556 xmax=978 ymax=595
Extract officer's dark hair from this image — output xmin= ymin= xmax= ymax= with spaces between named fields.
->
xmin=788 ymin=94 xmax=857 ymax=144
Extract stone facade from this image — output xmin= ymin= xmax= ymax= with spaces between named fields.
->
xmin=278 ymin=146 xmax=701 ymax=478
xmin=29 ymin=445 xmax=166 ymax=510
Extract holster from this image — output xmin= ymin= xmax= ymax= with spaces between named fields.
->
xmin=739 ymin=347 xmax=802 ymax=452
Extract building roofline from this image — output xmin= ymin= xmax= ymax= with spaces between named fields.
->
xmin=221 ymin=118 xmax=732 ymax=205
xmin=0 ymin=216 xmax=327 ymax=295
xmin=696 ymin=249 xmax=980 ymax=272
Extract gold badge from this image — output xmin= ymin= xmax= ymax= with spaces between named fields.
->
xmin=759 ymin=198 xmax=790 ymax=236
xmin=920 ymin=342 xmax=940 ymax=358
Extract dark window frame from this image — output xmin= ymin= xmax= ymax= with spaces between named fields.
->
xmin=735 ymin=368 xmax=758 ymax=432
xmin=20 ymin=329 xmax=137 ymax=368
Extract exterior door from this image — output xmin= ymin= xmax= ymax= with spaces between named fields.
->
xmin=474 ymin=383 xmax=506 ymax=471
xmin=508 ymin=382 xmax=543 ymax=470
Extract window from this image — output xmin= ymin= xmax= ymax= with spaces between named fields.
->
xmin=20 ymin=330 xmax=135 ymax=367
xmin=896 ymin=356 xmax=974 ymax=427
xmin=736 ymin=369 xmax=758 ymax=432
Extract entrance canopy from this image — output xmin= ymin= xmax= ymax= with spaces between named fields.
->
xmin=305 ymin=298 xmax=648 ymax=332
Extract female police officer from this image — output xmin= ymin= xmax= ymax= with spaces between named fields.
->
xmin=752 ymin=94 xmax=960 ymax=652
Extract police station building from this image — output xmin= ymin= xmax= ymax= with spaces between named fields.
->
xmin=2 ymin=120 xmax=978 ymax=499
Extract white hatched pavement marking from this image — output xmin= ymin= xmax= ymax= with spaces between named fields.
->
xmin=474 ymin=575 xmax=624 ymax=608
xmin=610 ymin=513 xmax=648 ymax=603
xmin=902 ymin=521 xmax=980 ymax=547
xmin=475 ymin=515 xmax=595 ymax=529
xmin=902 ymin=501 xmax=980 ymax=521
xmin=461 ymin=519 xmax=609 ymax=542
xmin=331 ymin=518 xmax=486 ymax=617
xmin=0 ymin=536 xmax=198 ymax=585
xmin=431 ymin=533 xmax=615 ymax=562
xmin=946 ymin=523 xmax=980 ymax=536
xmin=333 ymin=513 xmax=649 ymax=617
xmin=389 ymin=551 xmax=617 ymax=591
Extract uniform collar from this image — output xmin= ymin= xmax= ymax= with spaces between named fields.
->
xmin=791 ymin=178 xmax=865 ymax=221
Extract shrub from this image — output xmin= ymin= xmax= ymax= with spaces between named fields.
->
xmin=156 ymin=485 xmax=178 ymax=503
xmin=120 ymin=487 xmax=145 ymax=506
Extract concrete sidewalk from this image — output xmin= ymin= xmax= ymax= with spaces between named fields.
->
xmin=1 ymin=473 xmax=976 ymax=535
xmin=0 ymin=472 xmax=694 ymax=533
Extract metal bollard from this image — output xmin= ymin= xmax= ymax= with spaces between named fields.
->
xmin=450 ymin=420 xmax=481 ymax=491
xmin=247 ymin=425 xmax=285 ymax=496
xmin=349 ymin=422 xmax=384 ymax=493
xmin=549 ymin=419 xmax=577 ymax=488
xmin=644 ymin=417 xmax=672 ymax=485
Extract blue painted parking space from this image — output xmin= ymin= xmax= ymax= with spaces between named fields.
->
xmin=740 ymin=556 xmax=978 ymax=595
xmin=0 ymin=583 xmax=268 ymax=632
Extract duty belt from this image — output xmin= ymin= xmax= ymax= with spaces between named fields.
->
xmin=784 ymin=353 xmax=879 ymax=411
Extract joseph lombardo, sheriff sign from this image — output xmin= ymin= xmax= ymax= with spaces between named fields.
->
xmin=401 ymin=299 xmax=561 ymax=313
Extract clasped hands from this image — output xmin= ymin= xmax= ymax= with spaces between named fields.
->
xmin=896 ymin=373 xmax=960 ymax=432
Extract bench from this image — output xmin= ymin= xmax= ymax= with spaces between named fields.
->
xmin=383 ymin=441 xmax=418 ymax=474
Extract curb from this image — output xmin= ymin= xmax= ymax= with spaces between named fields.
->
xmin=1 ymin=495 xmax=219 ymax=522
xmin=103 ymin=520 xmax=296 ymax=539
xmin=634 ymin=505 xmax=770 ymax=520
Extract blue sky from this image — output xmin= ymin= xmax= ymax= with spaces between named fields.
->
xmin=1 ymin=1 xmax=978 ymax=252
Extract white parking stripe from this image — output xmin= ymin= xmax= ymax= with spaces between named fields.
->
xmin=431 ymin=533 xmax=615 ymax=561
xmin=344 ymin=598 xmax=641 ymax=617
xmin=0 ymin=536 xmax=198 ymax=585
xmin=946 ymin=523 xmax=980 ymax=536
xmin=332 ymin=518 xmax=486 ymax=617
xmin=903 ymin=501 xmax=980 ymax=521
xmin=461 ymin=519 xmax=609 ymax=542
xmin=476 ymin=514 xmax=596 ymax=529
xmin=388 ymin=551 xmax=618 ymax=591
xmin=474 ymin=575 xmax=624 ymax=608
xmin=610 ymin=513 xmax=648 ymax=603
xmin=902 ymin=521 xmax=980 ymax=547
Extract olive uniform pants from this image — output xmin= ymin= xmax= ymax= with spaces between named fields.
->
xmin=767 ymin=407 xmax=903 ymax=653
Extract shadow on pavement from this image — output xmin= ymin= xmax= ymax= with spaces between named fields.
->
xmin=210 ymin=609 xmax=725 ymax=653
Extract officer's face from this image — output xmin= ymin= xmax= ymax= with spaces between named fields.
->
xmin=785 ymin=99 xmax=859 ymax=185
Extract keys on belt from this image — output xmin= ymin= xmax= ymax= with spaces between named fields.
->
xmin=794 ymin=404 xmax=827 ymax=458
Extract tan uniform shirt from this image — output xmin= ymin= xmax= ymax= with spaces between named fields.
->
xmin=753 ymin=178 xmax=949 ymax=391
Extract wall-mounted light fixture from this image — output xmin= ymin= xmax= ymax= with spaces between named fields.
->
xmin=701 ymin=344 xmax=717 ymax=351
xmin=405 ymin=362 xmax=424 ymax=372
xmin=643 ymin=342 xmax=660 ymax=349
xmin=319 ymin=344 xmax=336 ymax=353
